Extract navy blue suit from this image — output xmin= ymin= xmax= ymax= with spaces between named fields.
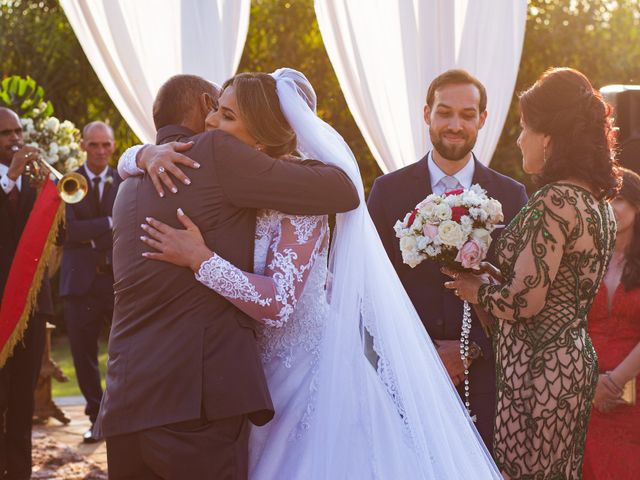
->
xmin=0 ymin=174 xmax=53 ymax=480
xmin=60 ymin=164 xmax=121 ymax=424
xmin=367 ymin=154 xmax=527 ymax=451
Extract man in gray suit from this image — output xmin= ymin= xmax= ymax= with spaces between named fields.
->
xmin=95 ymin=75 xmax=359 ymax=480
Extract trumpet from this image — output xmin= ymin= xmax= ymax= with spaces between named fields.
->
xmin=12 ymin=145 xmax=88 ymax=204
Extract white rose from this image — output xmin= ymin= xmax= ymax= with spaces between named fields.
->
xmin=49 ymin=142 xmax=59 ymax=155
xmin=59 ymin=145 xmax=70 ymax=156
xmin=470 ymin=207 xmax=488 ymax=222
xmin=412 ymin=214 xmax=424 ymax=231
xmin=438 ymin=220 xmax=466 ymax=247
xmin=472 ymin=228 xmax=492 ymax=245
xmin=434 ymin=203 xmax=452 ymax=221
xmin=419 ymin=202 xmax=437 ymax=219
xmin=400 ymin=235 xmax=418 ymax=252
xmin=45 ymin=117 xmax=60 ymax=133
xmin=394 ymin=220 xmax=407 ymax=237
xmin=486 ymin=199 xmax=504 ymax=223
xmin=402 ymin=250 xmax=426 ymax=268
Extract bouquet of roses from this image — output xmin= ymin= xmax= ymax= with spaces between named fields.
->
xmin=393 ymin=184 xmax=503 ymax=420
xmin=393 ymin=184 xmax=503 ymax=271
xmin=21 ymin=105 xmax=85 ymax=175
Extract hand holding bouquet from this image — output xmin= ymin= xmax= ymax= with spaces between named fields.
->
xmin=393 ymin=184 xmax=503 ymax=420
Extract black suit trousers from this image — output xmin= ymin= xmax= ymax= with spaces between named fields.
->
xmin=63 ymin=273 xmax=113 ymax=423
xmin=0 ymin=312 xmax=47 ymax=480
xmin=106 ymin=414 xmax=250 ymax=480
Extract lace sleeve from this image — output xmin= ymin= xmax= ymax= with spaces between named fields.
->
xmin=477 ymin=186 xmax=574 ymax=321
xmin=117 ymin=144 xmax=145 ymax=179
xmin=195 ymin=215 xmax=328 ymax=326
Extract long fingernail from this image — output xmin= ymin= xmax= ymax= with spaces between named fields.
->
xmin=140 ymin=235 xmax=146 ymax=241
xmin=140 ymin=223 xmax=147 ymax=230
xmin=193 ymin=162 xmax=200 ymax=168
xmin=184 ymin=179 xmax=191 ymax=185
xmin=159 ymin=192 xmax=164 ymax=198
xmin=145 ymin=217 xmax=151 ymax=222
xmin=142 ymin=252 xmax=149 ymax=257
xmin=177 ymin=208 xmax=184 ymax=215
xmin=171 ymin=187 xmax=177 ymax=193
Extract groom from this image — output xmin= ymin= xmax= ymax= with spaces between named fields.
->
xmin=368 ymin=69 xmax=527 ymax=450
xmin=95 ymin=74 xmax=359 ymax=480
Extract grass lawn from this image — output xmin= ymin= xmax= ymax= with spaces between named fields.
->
xmin=50 ymin=335 xmax=108 ymax=398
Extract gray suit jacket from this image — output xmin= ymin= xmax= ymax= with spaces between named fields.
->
xmin=95 ymin=126 xmax=359 ymax=438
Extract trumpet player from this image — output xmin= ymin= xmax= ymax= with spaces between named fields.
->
xmin=0 ymin=107 xmax=54 ymax=480
xmin=59 ymin=121 xmax=121 ymax=444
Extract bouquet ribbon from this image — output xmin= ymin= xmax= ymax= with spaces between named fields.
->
xmin=0 ymin=180 xmax=63 ymax=367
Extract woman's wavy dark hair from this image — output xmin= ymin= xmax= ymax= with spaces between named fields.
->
xmin=617 ymin=168 xmax=640 ymax=291
xmin=519 ymin=67 xmax=621 ymax=200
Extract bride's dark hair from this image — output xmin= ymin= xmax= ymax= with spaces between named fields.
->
xmin=519 ymin=67 xmax=621 ymax=200
xmin=222 ymin=72 xmax=297 ymax=158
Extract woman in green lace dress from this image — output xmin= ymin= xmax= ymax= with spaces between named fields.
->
xmin=445 ymin=68 xmax=620 ymax=479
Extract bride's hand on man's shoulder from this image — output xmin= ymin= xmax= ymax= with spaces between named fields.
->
xmin=138 ymin=141 xmax=200 ymax=197
xmin=140 ymin=208 xmax=212 ymax=271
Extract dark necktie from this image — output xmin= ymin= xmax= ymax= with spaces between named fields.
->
xmin=7 ymin=185 xmax=19 ymax=215
xmin=92 ymin=176 xmax=101 ymax=212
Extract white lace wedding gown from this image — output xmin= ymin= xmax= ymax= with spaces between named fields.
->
xmin=195 ymin=210 xmax=425 ymax=479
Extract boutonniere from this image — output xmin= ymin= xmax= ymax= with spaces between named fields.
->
xmin=104 ymin=176 xmax=114 ymax=186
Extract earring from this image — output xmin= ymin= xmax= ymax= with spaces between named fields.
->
xmin=255 ymin=144 xmax=263 ymax=152
xmin=543 ymin=142 xmax=547 ymax=163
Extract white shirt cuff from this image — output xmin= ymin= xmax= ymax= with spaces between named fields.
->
xmin=0 ymin=173 xmax=16 ymax=194
xmin=117 ymin=145 xmax=145 ymax=179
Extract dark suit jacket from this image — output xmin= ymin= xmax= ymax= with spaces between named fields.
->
xmin=95 ymin=126 xmax=359 ymax=438
xmin=0 ymin=174 xmax=53 ymax=315
xmin=367 ymin=154 xmax=527 ymax=446
xmin=59 ymin=165 xmax=122 ymax=297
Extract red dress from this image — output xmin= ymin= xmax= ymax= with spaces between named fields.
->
xmin=583 ymin=283 xmax=640 ymax=480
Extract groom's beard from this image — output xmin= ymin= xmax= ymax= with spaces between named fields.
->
xmin=429 ymin=128 xmax=477 ymax=161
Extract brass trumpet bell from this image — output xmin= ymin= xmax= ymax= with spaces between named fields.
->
xmin=56 ymin=171 xmax=89 ymax=204
xmin=25 ymin=154 xmax=88 ymax=204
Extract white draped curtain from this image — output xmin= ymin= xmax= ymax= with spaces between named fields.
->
xmin=315 ymin=0 xmax=527 ymax=172
xmin=60 ymin=0 xmax=250 ymax=143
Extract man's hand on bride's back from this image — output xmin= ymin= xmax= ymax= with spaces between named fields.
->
xmin=138 ymin=142 xmax=200 ymax=197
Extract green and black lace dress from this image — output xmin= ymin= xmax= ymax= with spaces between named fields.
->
xmin=478 ymin=183 xmax=617 ymax=479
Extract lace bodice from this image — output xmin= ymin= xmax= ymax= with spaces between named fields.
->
xmin=196 ymin=209 xmax=330 ymax=367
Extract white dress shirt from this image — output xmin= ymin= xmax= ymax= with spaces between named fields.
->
xmin=0 ymin=162 xmax=22 ymax=193
xmin=427 ymin=151 xmax=475 ymax=195
xmin=85 ymin=164 xmax=110 ymax=199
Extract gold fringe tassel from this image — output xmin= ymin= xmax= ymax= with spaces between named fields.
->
xmin=0 ymin=203 xmax=65 ymax=368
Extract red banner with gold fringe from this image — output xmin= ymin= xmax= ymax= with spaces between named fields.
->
xmin=0 ymin=180 xmax=63 ymax=367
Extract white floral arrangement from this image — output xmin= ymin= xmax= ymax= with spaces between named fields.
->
xmin=21 ymin=104 xmax=85 ymax=174
xmin=393 ymin=184 xmax=503 ymax=270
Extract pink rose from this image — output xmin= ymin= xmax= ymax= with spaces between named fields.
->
xmin=423 ymin=224 xmax=439 ymax=239
xmin=455 ymin=238 xmax=488 ymax=270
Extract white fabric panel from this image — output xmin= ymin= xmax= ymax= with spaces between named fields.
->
xmin=60 ymin=0 xmax=250 ymax=142
xmin=315 ymin=0 xmax=527 ymax=171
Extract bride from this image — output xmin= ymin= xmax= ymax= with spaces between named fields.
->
xmin=119 ymin=68 xmax=500 ymax=479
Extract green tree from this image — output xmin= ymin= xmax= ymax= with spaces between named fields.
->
xmin=0 ymin=0 xmax=138 ymax=157
xmin=238 ymin=0 xmax=382 ymax=190
xmin=492 ymin=0 xmax=640 ymax=191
